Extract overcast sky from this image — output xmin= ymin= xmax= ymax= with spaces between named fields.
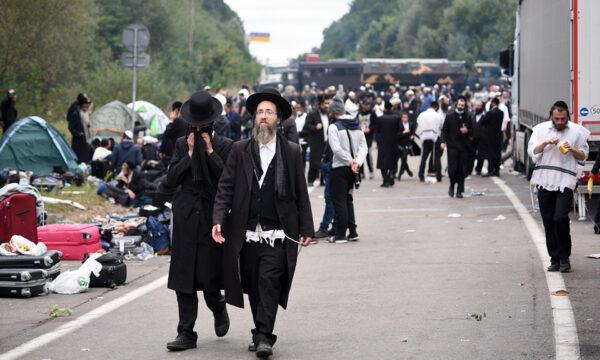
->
xmin=224 ymin=0 xmax=351 ymax=65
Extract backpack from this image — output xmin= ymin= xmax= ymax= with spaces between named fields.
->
xmin=146 ymin=216 xmax=170 ymax=253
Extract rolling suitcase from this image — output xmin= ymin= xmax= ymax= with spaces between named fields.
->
xmin=84 ymin=253 xmax=126 ymax=288
xmin=0 ymin=193 xmax=38 ymax=243
xmin=110 ymin=236 xmax=142 ymax=247
xmin=0 ymin=250 xmax=62 ymax=279
xmin=0 ymin=268 xmax=49 ymax=297
xmin=37 ymin=224 xmax=102 ymax=260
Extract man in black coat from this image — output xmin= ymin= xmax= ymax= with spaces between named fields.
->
xmin=375 ymin=101 xmax=401 ymax=186
xmin=441 ymin=96 xmax=473 ymax=198
xmin=0 ymin=89 xmax=17 ymax=135
xmin=67 ymin=93 xmax=92 ymax=163
xmin=478 ymin=97 xmax=504 ymax=176
xmin=212 ymin=88 xmax=313 ymax=358
xmin=164 ymin=91 xmax=234 ymax=352
xmin=160 ymin=101 xmax=187 ymax=163
xmin=302 ymin=93 xmax=332 ymax=185
xmin=279 ymin=117 xmax=299 ymax=144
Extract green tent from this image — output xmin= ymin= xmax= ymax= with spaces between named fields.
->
xmin=0 ymin=116 xmax=80 ymax=175
xmin=90 ymin=100 xmax=143 ymax=143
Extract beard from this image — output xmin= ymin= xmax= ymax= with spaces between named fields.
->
xmin=253 ymin=121 xmax=278 ymax=143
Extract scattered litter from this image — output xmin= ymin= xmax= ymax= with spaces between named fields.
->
xmin=493 ymin=215 xmax=506 ymax=221
xmin=81 ymin=348 xmax=90 ymax=352
xmin=520 ymin=282 xmax=525 ymax=287
xmin=509 ymin=170 xmax=520 ymax=175
xmin=448 ymin=213 xmax=462 ymax=218
xmin=49 ymin=305 xmax=73 ymax=318
xmin=476 ymin=219 xmax=484 ymax=223
xmin=405 ymin=230 xmax=416 ymax=233
xmin=470 ymin=189 xmax=486 ymax=196
xmin=551 ymin=290 xmax=569 ymax=296
xmin=424 ymin=176 xmax=437 ymax=184
xmin=401 ymin=338 xmax=408 ymax=343
xmin=586 ymin=318 xmax=593 ymax=321
xmin=372 ymin=189 xmax=378 ymax=192
xmin=460 ymin=339 xmax=471 ymax=342
xmin=467 ymin=312 xmax=486 ymax=321
xmin=41 ymin=196 xmax=86 ymax=210
xmin=586 ymin=253 xmax=600 ymax=259
xmin=49 ymin=254 xmax=102 ymax=294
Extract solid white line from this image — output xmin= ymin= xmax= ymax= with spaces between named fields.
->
xmin=492 ymin=177 xmax=580 ymax=360
xmin=0 ymin=274 xmax=168 ymax=360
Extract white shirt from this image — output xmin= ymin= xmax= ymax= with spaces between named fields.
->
xmin=528 ymin=121 xmax=590 ymax=191
xmin=416 ymin=108 xmax=444 ymax=141
xmin=374 ymin=103 xmax=384 ymax=117
xmin=295 ymin=113 xmax=307 ymax=145
xmin=258 ymin=136 xmax=277 ymax=187
xmin=474 ymin=112 xmax=484 ymax=123
xmin=92 ymin=147 xmax=112 ymax=161
xmin=320 ymin=112 xmax=329 ymax=142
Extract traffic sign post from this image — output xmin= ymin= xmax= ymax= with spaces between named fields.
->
xmin=122 ymin=24 xmax=150 ymax=137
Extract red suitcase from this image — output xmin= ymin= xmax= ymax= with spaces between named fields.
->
xmin=0 ymin=194 xmax=38 ymax=243
xmin=37 ymin=224 xmax=102 ymax=260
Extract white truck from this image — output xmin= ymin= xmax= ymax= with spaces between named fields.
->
xmin=509 ymin=0 xmax=600 ymax=216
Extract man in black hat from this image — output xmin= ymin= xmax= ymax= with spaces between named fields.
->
xmin=0 ymin=89 xmax=17 ymax=135
xmin=441 ymin=96 xmax=473 ymax=198
xmin=67 ymin=93 xmax=92 ymax=163
xmin=164 ymin=90 xmax=233 ymax=351
xmin=212 ymin=87 xmax=314 ymax=358
xmin=303 ymin=93 xmax=332 ymax=185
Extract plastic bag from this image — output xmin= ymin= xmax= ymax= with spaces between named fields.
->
xmin=49 ymin=253 xmax=103 ymax=294
xmin=0 ymin=243 xmax=17 ymax=256
xmin=9 ymin=235 xmax=47 ymax=256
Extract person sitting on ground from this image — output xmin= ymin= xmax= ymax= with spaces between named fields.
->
xmin=108 ymin=131 xmax=143 ymax=173
xmin=116 ymin=161 xmax=152 ymax=207
xmin=92 ymin=138 xmax=112 ymax=161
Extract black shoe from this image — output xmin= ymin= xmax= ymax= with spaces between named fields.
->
xmin=248 ymin=341 xmax=257 ymax=352
xmin=448 ymin=186 xmax=455 ymax=198
xmin=256 ymin=342 xmax=273 ymax=358
xmin=390 ymin=178 xmax=395 ymax=186
xmin=380 ymin=182 xmax=390 ymax=187
xmin=329 ymin=236 xmax=348 ymax=243
xmin=166 ymin=335 xmax=197 ymax=351
xmin=348 ymin=232 xmax=359 ymax=242
xmin=328 ymin=228 xmax=336 ymax=236
xmin=560 ymin=262 xmax=571 ymax=273
xmin=476 ymin=171 xmax=482 ymax=176
xmin=594 ymin=225 xmax=600 ymax=234
xmin=407 ymin=169 xmax=413 ymax=177
xmin=436 ymin=177 xmax=442 ymax=183
xmin=314 ymin=230 xmax=328 ymax=238
xmin=547 ymin=263 xmax=560 ymax=272
xmin=214 ymin=308 xmax=230 ymax=337
xmin=419 ymin=176 xmax=425 ymax=182
xmin=456 ymin=192 xmax=463 ymax=199
xmin=482 ymin=173 xmax=491 ymax=178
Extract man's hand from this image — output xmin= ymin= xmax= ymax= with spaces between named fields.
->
xmin=547 ymin=137 xmax=560 ymax=145
xmin=316 ymin=123 xmax=323 ymax=130
xmin=459 ymin=126 xmax=468 ymax=135
xmin=440 ymin=143 xmax=446 ymax=151
xmin=126 ymin=189 xmax=136 ymax=200
xmin=187 ymin=132 xmax=195 ymax=158
xmin=351 ymin=159 xmax=359 ymax=173
xmin=201 ymin=132 xmax=213 ymax=155
xmin=363 ymin=128 xmax=371 ymax=134
xmin=212 ymin=224 xmax=225 ymax=243
xmin=299 ymin=236 xmax=312 ymax=246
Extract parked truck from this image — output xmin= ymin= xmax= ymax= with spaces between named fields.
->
xmin=508 ymin=0 xmax=600 ymax=217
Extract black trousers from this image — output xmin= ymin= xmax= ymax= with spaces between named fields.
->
xmin=176 ymin=290 xmax=225 ymax=341
xmin=487 ymin=150 xmax=501 ymax=175
xmin=537 ymin=187 xmax=573 ymax=264
xmin=398 ymin=149 xmax=410 ymax=176
xmin=330 ymin=166 xmax=357 ymax=238
xmin=419 ymin=139 xmax=442 ymax=180
xmin=447 ymin=148 xmax=469 ymax=193
xmin=241 ymin=241 xmax=287 ymax=346
xmin=474 ymin=153 xmax=485 ymax=174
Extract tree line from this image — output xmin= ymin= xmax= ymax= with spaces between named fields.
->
xmin=0 ymin=0 xmax=259 ymax=123
xmin=318 ymin=0 xmax=517 ymax=66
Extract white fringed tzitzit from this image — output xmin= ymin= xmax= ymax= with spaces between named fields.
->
xmin=245 ymin=225 xmax=286 ymax=248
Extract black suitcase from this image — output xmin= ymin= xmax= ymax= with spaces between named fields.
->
xmin=0 ymin=268 xmax=49 ymax=297
xmin=0 ymin=250 xmax=62 ymax=279
xmin=84 ymin=253 xmax=127 ymax=288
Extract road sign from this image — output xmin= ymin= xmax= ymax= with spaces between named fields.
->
xmin=121 ymin=53 xmax=150 ymax=68
xmin=122 ymin=24 xmax=150 ymax=51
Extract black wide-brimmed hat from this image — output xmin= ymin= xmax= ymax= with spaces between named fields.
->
xmin=180 ymin=90 xmax=223 ymax=125
xmin=246 ymin=87 xmax=292 ymax=120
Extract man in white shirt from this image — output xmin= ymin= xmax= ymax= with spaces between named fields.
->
xmin=528 ymin=100 xmax=589 ymax=273
xmin=92 ymin=138 xmax=112 ymax=161
xmin=416 ymin=101 xmax=444 ymax=181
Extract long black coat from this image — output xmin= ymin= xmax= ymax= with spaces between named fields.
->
xmin=302 ymin=109 xmax=328 ymax=168
xmin=165 ymin=135 xmax=233 ymax=293
xmin=441 ymin=110 xmax=473 ymax=153
xmin=0 ymin=95 xmax=17 ymax=134
xmin=280 ymin=118 xmax=299 ymax=144
xmin=67 ymin=102 xmax=91 ymax=163
xmin=213 ymin=138 xmax=314 ymax=309
xmin=477 ymin=107 xmax=504 ymax=159
xmin=376 ymin=111 xmax=401 ymax=170
xmin=160 ymin=117 xmax=187 ymax=158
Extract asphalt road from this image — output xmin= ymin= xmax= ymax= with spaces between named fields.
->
xmin=2 ymin=155 xmax=600 ymax=360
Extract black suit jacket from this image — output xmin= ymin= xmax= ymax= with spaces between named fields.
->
xmin=302 ymin=109 xmax=328 ymax=167
xmin=160 ymin=117 xmax=187 ymax=157
xmin=213 ymin=138 xmax=314 ymax=309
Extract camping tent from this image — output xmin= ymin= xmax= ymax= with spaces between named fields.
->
xmin=127 ymin=101 xmax=169 ymax=136
xmin=90 ymin=100 xmax=143 ymax=143
xmin=0 ymin=116 xmax=80 ymax=175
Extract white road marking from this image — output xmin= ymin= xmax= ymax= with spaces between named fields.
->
xmin=492 ymin=177 xmax=580 ymax=360
xmin=0 ymin=274 xmax=168 ymax=360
